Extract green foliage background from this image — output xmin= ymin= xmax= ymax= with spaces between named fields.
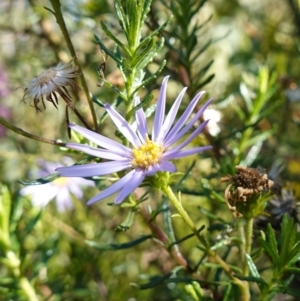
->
xmin=0 ymin=0 xmax=300 ymax=300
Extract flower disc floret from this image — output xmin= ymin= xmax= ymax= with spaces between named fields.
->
xmin=132 ymin=138 xmax=163 ymax=169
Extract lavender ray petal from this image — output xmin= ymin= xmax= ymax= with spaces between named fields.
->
xmin=104 ymin=104 xmax=141 ymax=148
xmin=163 ymin=91 xmax=206 ymax=146
xmin=165 ymin=99 xmax=213 ymax=148
xmin=144 ymin=164 xmax=161 ymax=176
xmin=135 ymin=97 xmax=148 ymax=143
xmin=114 ymin=170 xmax=145 ymax=204
xmin=86 ymin=169 xmax=137 ymax=205
xmin=165 ymin=120 xmax=209 ymax=152
xmin=152 ymin=76 xmax=169 ymax=141
xmin=163 ymin=145 xmax=213 ymax=160
xmin=158 ymin=160 xmax=177 ymax=172
xmin=69 ymin=123 xmax=131 ymax=155
xmin=157 ymin=87 xmax=187 ymax=144
xmin=66 ymin=143 xmax=132 ymax=161
xmin=56 ymin=160 xmax=131 ymax=177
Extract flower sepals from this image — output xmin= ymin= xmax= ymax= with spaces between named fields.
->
xmin=144 ymin=171 xmax=171 ymax=190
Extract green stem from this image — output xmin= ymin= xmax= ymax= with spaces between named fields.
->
xmin=19 ymin=277 xmax=39 ymax=301
xmin=161 ymin=185 xmax=250 ymax=301
xmin=6 ymin=251 xmax=39 ymax=301
xmin=0 ymin=116 xmax=66 ymax=147
xmin=48 ymin=0 xmax=98 ymax=130
xmin=243 ymin=218 xmax=254 ymax=276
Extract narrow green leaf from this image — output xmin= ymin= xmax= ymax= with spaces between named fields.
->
xmin=240 ymin=82 xmax=253 ymax=112
xmin=24 ymin=210 xmax=43 ymax=236
xmin=288 ymin=224 xmax=298 ymax=251
xmin=137 ymin=17 xmax=171 ymax=51
xmin=85 ymin=234 xmax=152 ymax=250
xmin=114 ymin=0 xmax=129 ymax=33
xmin=266 ymin=224 xmax=279 ymax=260
xmin=279 ymin=215 xmax=295 ymax=267
xmin=100 ymin=21 xmax=131 ymax=56
xmin=170 ymin=226 xmax=205 ymax=247
xmin=0 ymin=185 xmax=11 ymax=241
xmin=174 ymin=161 xmax=196 ymax=190
xmin=136 ymin=38 xmax=165 ymax=72
xmin=285 ymin=267 xmax=300 ymax=274
xmin=259 ymin=238 xmax=278 ymax=265
xmin=190 ymin=39 xmax=212 ymax=62
xmin=245 ymin=254 xmax=260 ymax=278
xmin=140 ymin=0 xmax=152 ymax=26
xmin=286 ymin=288 xmax=300 ymax=298
xmin=132 ymin=38 xmax=156 ymax=69
xmin=241 ymin=141 xmax=263 ymax=166
xmin=91 ymin=94 xmax=105 ymax=107
xmin=288 ymin=252 xmax=300 ymax=265
xmin=190 ymin=15 xmax=213 ymax=36
xmin=0 ymin=278 xmax=14 ymax=285
xmin=286 ymin=241 xmax=300 ymax=264
xmin=233 ymin=274 xmax=267 ymax=285
xmin=258 ymin=66 xmax=269 ymax=95
xmin=162 ymin=201 xmax=176 ymax=244
xmin=195 ymin=74 xmax=215 ymax=90
xmin=94 ymin=34 xmax=122 ymax=64
xmin=127 ymin=0 xmax=139 ymax=49
xmin=223 ymin=283 xmax=232 ymax=301
xmin=194 ymin=0 xmax=209 ymax=13
xmin=122 ymin=57 xmax=132 ymax=75
xmin=242 ymin=130 xmax=273 ymax=149
xmin=193 ymin=60 xmax=214 ymax=80
xmin=232 ymin=101 xmax=246 ymax=121
xmin=19 ymin=172 xmax=59 ymax=185
xmin=132 ymin=59 xmax=166 ymax=95
xmin=9 ymin=195 xmax=23 ymax=233
xmin=126 ymin=93 xmax=153 ymax=119
xmin=198 ymin=206 xmax=227 ymax=223
xmin=186 ymin=34 xmax=198 ymax=54
xmin=116 ymin=209 xmax=136 ymax=232
xmin=132 ymin=273 xmax=172 ymax=289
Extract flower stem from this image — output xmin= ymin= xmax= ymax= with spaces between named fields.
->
xmin=0 ymin=116 xmax=66 ymax=147
xmin=161 ymin=185 xmax=250 ymax=301
xmin=139 ymin=205 xmax=192 ymax=270
xmin=243 ymin=218 xmax=254 ymax=276
xmin=48 ymin=0 xmax=98 ymax=130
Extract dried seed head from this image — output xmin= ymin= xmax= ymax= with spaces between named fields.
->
xmin=22 ymin=61 xmax=80 ymax=112
xmin=223 ymin=166 xmax=274 ymax=219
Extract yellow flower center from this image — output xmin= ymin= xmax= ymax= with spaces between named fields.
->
xmin=132 ymin=138 xmax=163 ymax=169
xmin=53 ymin=177 xmax=69 ymax=187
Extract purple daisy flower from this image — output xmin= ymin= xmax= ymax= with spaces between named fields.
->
xmin=56 ymin=77 xmax=212 ymax=205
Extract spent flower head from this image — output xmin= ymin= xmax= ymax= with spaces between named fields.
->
xmin=20 ymin=158 xmax=95 ymax=212
xmin=222 ymin=166 xmax=274 ymax=218
xmin=56 ymin=76 xmax=212 ymax=205
xmin=23 ymin=61 xmax=80 ymax=111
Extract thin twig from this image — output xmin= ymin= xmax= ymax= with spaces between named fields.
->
xmin=0 ymin=116 xmax=66 ymax=147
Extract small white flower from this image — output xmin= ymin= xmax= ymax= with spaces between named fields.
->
xmin=23 ymin=62 xmax=80 ymax=111
xmin=20 ymin=158 xmax=95 ymax=212
xmin=203 ymin=108 xmax=222 ymax=136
